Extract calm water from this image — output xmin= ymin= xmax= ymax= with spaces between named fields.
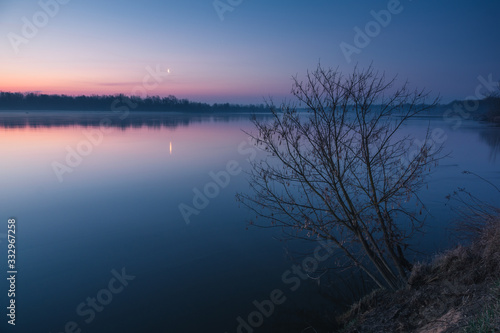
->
xmin=0 ymin=111 xmax=499 ymax=332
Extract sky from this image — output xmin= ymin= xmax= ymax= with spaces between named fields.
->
xmin=0 ymin=0 xmax=499 ymax=104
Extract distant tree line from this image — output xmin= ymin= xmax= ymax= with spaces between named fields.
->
xmin=0 ymin=92 xmax=268 ymax=113
xmin=442 ymin=91 xmax=500 ymax=124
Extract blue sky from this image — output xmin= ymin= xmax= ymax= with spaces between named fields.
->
xmin=0 ymin=0 xmax=499 ymax=104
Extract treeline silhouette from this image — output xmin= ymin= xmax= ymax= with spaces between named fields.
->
xmin=0 ymin=92 xmax=268 ymax=113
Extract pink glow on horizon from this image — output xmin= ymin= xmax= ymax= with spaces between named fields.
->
xmin=0 ymin=52 xmax=289 ymax=104
xmin=0 ymin=73 xmax=287 ymax=104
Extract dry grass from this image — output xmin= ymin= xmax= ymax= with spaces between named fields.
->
xmin=336 ymin=217 xmax=500 ymax=333
xmin=461 ymin=280 xmax=500 ymax=333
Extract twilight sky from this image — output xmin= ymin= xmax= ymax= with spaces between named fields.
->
xmin=1 ymin=0 xmax=499 ymax=104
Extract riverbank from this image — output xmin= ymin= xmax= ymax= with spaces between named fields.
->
xmin=336 ymin=217 xmax=500 ymax=333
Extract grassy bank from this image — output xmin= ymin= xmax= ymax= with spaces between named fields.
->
xmin=336 ymin=217 xmax=500 ymax=333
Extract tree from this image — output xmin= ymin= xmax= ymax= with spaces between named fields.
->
xmin=485 ymin=84 xmax=500 ymax=123
xmin=237 ymin=65 xmax=442 ymax=290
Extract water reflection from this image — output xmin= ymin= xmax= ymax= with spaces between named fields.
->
xmin=478 ymin=125 xmax=500 ymax=162
xmin=0 ymin=111 xmax=272 ymax=129
xmin=0 ymin=112 xmax=499 ymax=333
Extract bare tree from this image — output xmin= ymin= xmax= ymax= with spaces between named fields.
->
xmin=237 ymin=65 xmax=442 ymax=290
